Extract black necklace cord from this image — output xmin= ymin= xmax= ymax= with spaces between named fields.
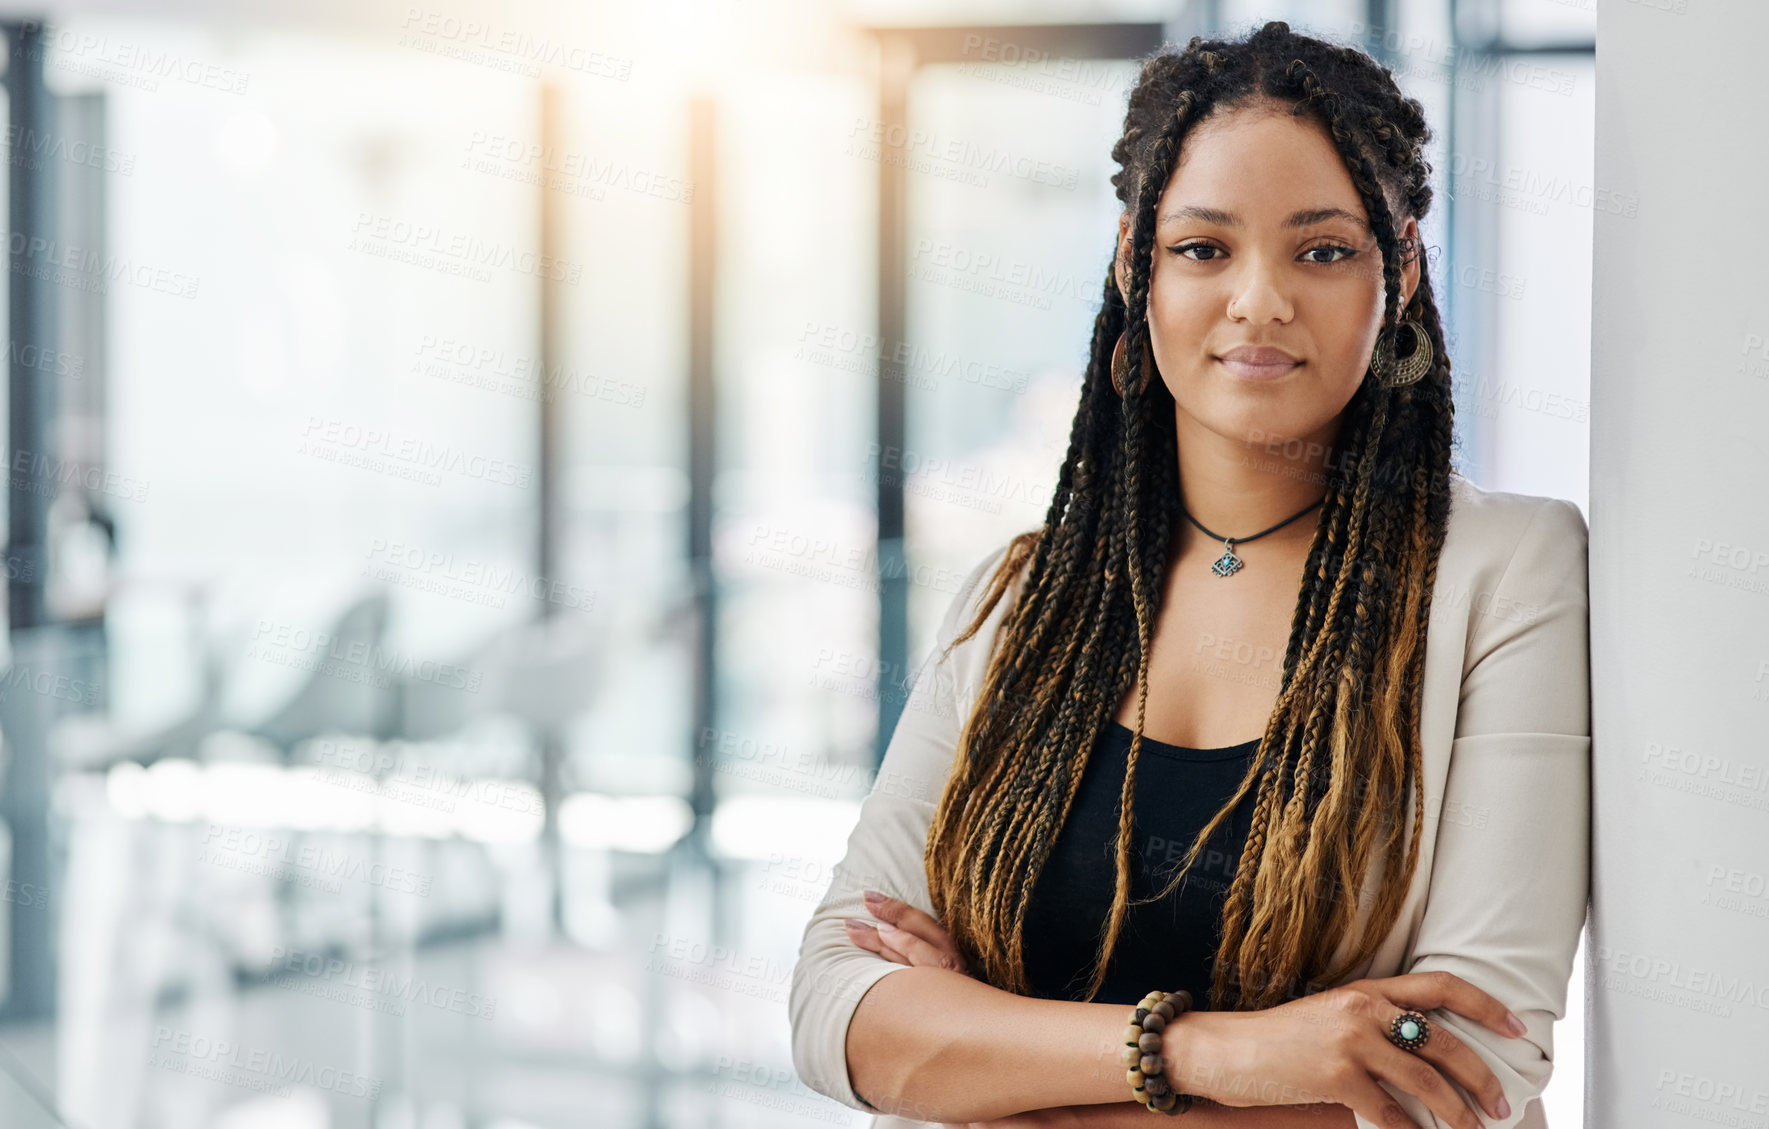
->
xmin=1179 ymin=495 xmax=1324 ymax=548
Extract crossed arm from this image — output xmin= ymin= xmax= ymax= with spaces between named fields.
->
xmin=842 ymin=912 xmax=1359 ymax=1128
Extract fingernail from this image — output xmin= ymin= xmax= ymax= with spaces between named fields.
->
xmin=844 ymin=918 xmax=875 ymax=931
xmin=875 ymin=921 xmax=898 ymax=933
xmin=863 ymin=889 xmax=886 ymax=903
xmin=1506 ymin=1012 xmax=1527 ymax=1036
xmin=1496 ymin=1096 xmax=1511 ymax=1119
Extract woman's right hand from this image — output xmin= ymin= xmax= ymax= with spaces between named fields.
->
xmin=1164 ymin=971 xmax=1526 ymax=1129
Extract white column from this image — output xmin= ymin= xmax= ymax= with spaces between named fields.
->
xmin=1590 ymin=2 xmax=1769 ymax=1127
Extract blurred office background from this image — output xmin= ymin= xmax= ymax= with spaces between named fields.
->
xmin=0 ymin=0 xmax=1593 ymax=1125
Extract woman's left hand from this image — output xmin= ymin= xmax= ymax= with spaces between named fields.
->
xmin=843 ymin=889 xmax=973 ymax=975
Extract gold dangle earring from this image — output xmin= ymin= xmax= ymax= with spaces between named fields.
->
xmin=1372 ymin=239 xmax=1433 ymax=388
xmin=1111 ymin=327 xmax=1153 ymax=397
xmin=1370 ymin=313 xmax=1433 ymax=388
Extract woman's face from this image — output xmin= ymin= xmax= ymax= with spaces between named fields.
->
xmin=1116 ymin=99 xmax=1420 ymax=451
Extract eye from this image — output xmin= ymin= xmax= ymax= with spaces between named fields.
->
xmin=1300 ymin=242 xmax=1359 ymax=264
xmin=1167 ymin=241 xmax=1362 ymax=264
xmin=1168 ymin=241 xmax=1223 ymax=262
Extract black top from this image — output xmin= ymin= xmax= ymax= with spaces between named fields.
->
xmin=1020 ymin=720 xmax=1262 ymax=1009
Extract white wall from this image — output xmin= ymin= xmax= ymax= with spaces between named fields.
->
xmin=1589 ymin=3 xmax=1769 ymax=1126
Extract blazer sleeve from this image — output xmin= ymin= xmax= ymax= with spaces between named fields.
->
xmin=1360 ymin=497 xmax=1592 ymax=1129
xmin=788 ymin=543 xmax=1013 ymax=1114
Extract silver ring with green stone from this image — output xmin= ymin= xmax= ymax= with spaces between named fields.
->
xmin=1387 ymin=1010 xmax=1431 ymax=1052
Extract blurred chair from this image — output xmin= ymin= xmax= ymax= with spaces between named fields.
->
xmin=230 ymin=585 xmax=395 ymax=754
xmin=394 ymin=610 xmax=605 ymax=742
xmin=48 ymin=584 xmax=396 ymax=771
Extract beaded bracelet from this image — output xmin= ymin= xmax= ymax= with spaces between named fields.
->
xmin=1122 ymin=989 xmax=1202 ymax=1115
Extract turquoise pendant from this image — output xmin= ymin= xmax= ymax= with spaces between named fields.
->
xmin=1210 ymin=542 xmax=1243 ymax=577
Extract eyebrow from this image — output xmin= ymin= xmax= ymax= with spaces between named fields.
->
xmin=1158 ymin=204 xmax=1370 ymax=232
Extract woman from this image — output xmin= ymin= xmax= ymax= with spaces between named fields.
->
xmin=789 ymin=21 xmax=1589 ymax=1129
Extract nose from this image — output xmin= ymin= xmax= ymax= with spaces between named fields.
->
xmin=1226 ymin=258 xmax=1294 ymax=324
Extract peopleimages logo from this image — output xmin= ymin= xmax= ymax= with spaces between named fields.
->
xmin=22 ymin=23 xmax=252 ymax=95
xmin=363 ymin=537 xmax=594 ymax=612
xmin=200 ymin=825 xmax=432 ymax=897
xmin=149 ymin=1027 xmax=381 ymax=1099
xmin=6 ymin=233 xmax=199 ymax=299
xmin=265 ymin=946 xmax=497 ymax=1020
xmin=2 ymin=124 xmax=137 ymax=175
xmin=298 ymin=416 xmax=535 ymax=489
xmin=397 ymin=7 xmax=633 ymax=81
xmin=845 ymin=118 xmax=1080 ymax=191
xmin=348 ymin=213 xmax=584 ymax=284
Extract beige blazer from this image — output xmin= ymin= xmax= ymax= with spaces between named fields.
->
xmin=788 ymin=471 xmax=1591 ymax=1129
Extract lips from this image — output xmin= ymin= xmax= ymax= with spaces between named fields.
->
xmin=1221 ymin=346 xmax=1299 ymax=364
xmin=1217 ymin=345 xmax=1302 ymax=382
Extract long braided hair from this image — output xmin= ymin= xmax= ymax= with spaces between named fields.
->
xmin=921 ymin=20 xmax=1460 ymax=1012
